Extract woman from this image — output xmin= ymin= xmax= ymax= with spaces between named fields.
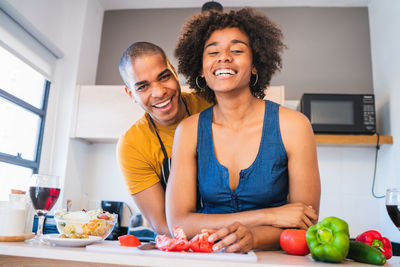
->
xmin=166 ymin=8 xmax=321 ymax=252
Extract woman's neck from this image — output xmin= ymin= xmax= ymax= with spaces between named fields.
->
xmin=213 ymin=89 xmax=264 ymax=130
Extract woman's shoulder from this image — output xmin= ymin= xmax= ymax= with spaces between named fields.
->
xmin=279 ymin=105 xmax=311 ymax=131
xmin=176 ymin=113 xmax=200 ymax=137
xmin=279 ymin=105 xmax=315 ymax=152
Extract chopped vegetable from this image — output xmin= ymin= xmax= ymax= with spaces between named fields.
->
xmin=189 ymin=232 xmax=214 ymax=253
xmin=118 ymin=235 xmax=141 ymax=247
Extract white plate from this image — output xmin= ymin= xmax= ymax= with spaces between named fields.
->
xmin=43 ymin=234 xmax=103 ymax=247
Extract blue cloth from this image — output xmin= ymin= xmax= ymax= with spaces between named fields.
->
xmin=196 ymin=100 xmax=288 ymax=214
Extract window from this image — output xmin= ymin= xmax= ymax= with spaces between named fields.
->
xmin=0 ymin=45 xmax=50 ymax=200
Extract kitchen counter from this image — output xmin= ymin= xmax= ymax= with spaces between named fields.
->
xmin=1 ymin=241 xmax=399 ymax=267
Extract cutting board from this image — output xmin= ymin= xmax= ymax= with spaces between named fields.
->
xmin=86 ymin=241 xmax=257 ymax=262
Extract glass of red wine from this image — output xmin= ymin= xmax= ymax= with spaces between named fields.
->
xmin=386 ymin=188 xmax=400 ymax=230
xmin=25 ymin=174 xmax=61 ymax=245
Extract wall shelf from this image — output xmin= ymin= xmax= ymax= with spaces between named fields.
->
xmin=315 ymin=134 xmax=393 ymax=146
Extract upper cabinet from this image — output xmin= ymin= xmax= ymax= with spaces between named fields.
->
xmin=71 ymin=85 xmax=144 ymax=142
xmin=71 ymin=85 xmax=285 ymax=143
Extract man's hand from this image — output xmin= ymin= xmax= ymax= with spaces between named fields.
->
xmin=132 ymin=182 xmax=170 ymax=235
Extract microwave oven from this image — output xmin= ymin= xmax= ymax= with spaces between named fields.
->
xmin=300 ymin=94 xmax=376 ymax=134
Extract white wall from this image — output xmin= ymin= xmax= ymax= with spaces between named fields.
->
xmin=2 ymin=0 xmax=106 ymax=213
xmin=369 ymin=0 xmax=400 ymax=242
xmin=4 ymin=0 xmax=399 ymax=236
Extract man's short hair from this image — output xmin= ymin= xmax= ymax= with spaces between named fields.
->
xmin=119 ymin=42 xmax=168 ymax=89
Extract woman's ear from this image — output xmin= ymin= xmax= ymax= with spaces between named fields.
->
xmin=251 ymin=66 xmax=257 ymax=75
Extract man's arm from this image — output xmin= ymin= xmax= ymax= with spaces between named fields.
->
xmin=117 ymin=135 xmax=170 ymax=235
xmin=131 ymin=183 xmax=170 ymax=235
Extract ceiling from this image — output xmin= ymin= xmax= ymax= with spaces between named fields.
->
xmin=98 ymin=0 xmax=371 ymax=11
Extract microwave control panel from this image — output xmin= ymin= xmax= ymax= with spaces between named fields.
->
xmin=362 ymin=95 xmax=376 ymax=131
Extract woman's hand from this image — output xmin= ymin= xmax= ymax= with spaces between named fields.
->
xmin=203 ymin=222 xmax=254 ymax=253
xmin=269 ymin=203 xmax=318 ymax=229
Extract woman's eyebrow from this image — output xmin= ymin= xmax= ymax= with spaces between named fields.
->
xmin=205 ymin=40 xmax=249 ymax=49
xmin=231 ymin=39 xmax=249 ymax=46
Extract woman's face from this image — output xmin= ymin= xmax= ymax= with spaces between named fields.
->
xmin=202 ymin=27 xmax=256 ymax=94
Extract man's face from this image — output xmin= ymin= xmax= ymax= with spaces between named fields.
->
xmin=125 ymin=53 xmax=183 ymax=126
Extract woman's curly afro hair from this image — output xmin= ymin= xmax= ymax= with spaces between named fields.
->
xmin=175 ymin=8 xmax=286 ymax=103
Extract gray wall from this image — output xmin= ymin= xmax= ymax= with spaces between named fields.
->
xmin=96 ymin=7 xmax=373 ymax=100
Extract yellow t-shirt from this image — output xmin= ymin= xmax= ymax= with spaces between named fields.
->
xmin=117 ymin=92 xmax=212 ymax=195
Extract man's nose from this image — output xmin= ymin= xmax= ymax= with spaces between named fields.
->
xmin=151 ymin=82 xmax=167 ymax=98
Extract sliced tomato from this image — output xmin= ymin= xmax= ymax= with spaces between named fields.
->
xmin=189 ymin=232 xmax=214 ymax=253
xmin=98 ymin=214 xmax=110 ymax=220
xmin=173 ymin=226 xmax=188 ymax=240
xmin=118 ymin=235 xmax=141 ymax=247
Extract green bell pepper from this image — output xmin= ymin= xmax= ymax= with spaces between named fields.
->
xmin=306 ymin=216 xmax=350 ymax=263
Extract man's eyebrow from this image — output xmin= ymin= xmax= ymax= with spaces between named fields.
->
xmin=157 ymin=69 xmax=171 ymax=78
xmin=134 ymin=80 xmax=147 ymax=87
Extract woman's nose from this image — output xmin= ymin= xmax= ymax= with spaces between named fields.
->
xmin=218 ymin=50 xmax=232 ymax=63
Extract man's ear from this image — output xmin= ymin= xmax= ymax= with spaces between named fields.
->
xmin=124 ymin=86 xmax=134 ymax=99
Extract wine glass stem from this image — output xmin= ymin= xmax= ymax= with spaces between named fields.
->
xmin=36 ymin=214 xmax=46 ymax=237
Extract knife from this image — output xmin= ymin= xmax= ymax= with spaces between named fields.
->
xmin=138 ymin=241 xmax=156 ymax=250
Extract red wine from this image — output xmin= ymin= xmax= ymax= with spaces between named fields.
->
xmin=386 ymin=205 xmax=400 ymax=229
xmin=29 ymin=186 xmax=60 ymax=211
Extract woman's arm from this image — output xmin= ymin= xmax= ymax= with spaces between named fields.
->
xmin=280 ymin=106 xmax=321 ymax=218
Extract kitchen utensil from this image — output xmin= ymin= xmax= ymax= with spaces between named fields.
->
xmin=86 ymin=241 xmax=257 ymax=262
xmin=43 ymin=234 xmax=102 ymax=247
xmin=138 ymin=241 xmax=156 ymax=250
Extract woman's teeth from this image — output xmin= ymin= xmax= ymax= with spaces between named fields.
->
xmin=214 ymin=69 xmax=235 ymax=76
xmin=154 ymin=98 xmax=172 ymax=108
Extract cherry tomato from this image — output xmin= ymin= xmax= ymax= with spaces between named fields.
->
xmin=189 ymin=232 xmax=214 ymax=253
xmin=280 ymin=229 xmax=310 ymax=256
xmin=118 ymin=235 xmax=141 ymax=247
xmin=98 ymin=214 xmax=110 ymax=220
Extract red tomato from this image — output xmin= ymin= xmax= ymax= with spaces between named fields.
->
xmin=98 ymin=214 xmax=110 ymax=220
xmin=280 ymin=229 xmax=310 ymax=256
xmin=155 ymin=234 xmax=190 ymax=252
xmin=173 ymin=226 xmax=188 ymax=240
xmin=118 ymin=235 xmax=141 ymax=247
xmin=189 ymin=232 xmax=214 ymax=253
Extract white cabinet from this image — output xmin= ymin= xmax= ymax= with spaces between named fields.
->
xmin=71 ymin=85 xmax=285 ymax=143
xmin=72 ymin=85 xmax=144 ymax=142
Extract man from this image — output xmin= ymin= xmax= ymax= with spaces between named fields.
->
xmin=117 ymin=42 xmax=211 ymax=235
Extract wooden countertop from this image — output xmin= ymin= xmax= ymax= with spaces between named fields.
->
xmin=1 ymin=241 xmax=399 ymax=267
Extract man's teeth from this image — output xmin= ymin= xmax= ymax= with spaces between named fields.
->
xmin=215 ymin=69 xmax=235 ymax=76
xmin=154 ymin=98 xmax=171 ymax=108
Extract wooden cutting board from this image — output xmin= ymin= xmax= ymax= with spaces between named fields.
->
xmin=0 ymin=233 xmax=34 ymax=242
xmin=86 ymin=241 xmax=257 ymax=262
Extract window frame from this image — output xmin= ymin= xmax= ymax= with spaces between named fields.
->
xmin=0 ymin=80 xmax=50 ymax=173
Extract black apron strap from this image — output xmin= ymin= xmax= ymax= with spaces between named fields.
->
xmin=148 ymin=96 xmax=203 ymax=209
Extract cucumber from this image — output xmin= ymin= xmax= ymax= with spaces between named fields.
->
xmin=346 ymin=241 xmax=386 ymax=265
